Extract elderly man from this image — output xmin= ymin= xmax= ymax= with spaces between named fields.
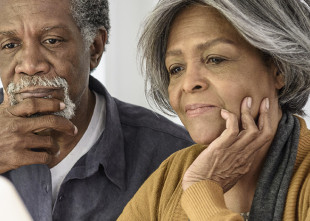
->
xmin=0 ymin=0 xmax=193 ymax=220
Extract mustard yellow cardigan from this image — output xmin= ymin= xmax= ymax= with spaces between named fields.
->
xmin=118 ymin=118 xmax=310 ymax=220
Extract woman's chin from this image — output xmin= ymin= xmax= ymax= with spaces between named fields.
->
xmin=185 ymin=120 xmax=225 ymax=145
xmin=190 ymin=130 xmax=223 ymax=145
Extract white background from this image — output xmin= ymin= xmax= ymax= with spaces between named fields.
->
xmin=1 ymin=0 xmax=309 ymax=127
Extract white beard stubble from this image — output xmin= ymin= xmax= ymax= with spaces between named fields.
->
xmin=6 ymin=76 xmax=76 ymax=120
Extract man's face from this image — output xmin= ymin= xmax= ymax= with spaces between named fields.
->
xmin=0 ymin=0 xmax=91 ymax=116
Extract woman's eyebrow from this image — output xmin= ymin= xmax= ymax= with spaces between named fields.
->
xmin=165 ymin=49 xmax=182 ymax=58
xmin=166 ymin=38 xmax=236 ymax=58
xmin=196 ymin=38 xmax=236 ymax=51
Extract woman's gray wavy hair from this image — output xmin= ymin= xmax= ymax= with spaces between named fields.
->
xmin=139 ymin=0 xmax=310 ymax=116
xmin=70 ymin=0 xmax=110 ymax=47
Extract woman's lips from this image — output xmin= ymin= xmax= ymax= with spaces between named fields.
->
xmin=185 ymin=104 xmax=218 ymax=117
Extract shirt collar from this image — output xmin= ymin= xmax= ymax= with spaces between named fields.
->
xmin=76 ymin=76 xmax=126 ymax=190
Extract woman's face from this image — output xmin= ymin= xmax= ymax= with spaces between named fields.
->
xmin=166 ymin=5 xmax=284 ymax=145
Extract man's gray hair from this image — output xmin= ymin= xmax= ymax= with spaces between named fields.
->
xmin=70 ymin=0 xmax=110 ymax=47
xmin=139 ymin=0 xmax=310 ymax=115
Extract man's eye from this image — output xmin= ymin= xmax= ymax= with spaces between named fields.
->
xmin=2 ymin=43 xmax=19 ymax=49
xmin=169 ymin=66 xmax=184 ymax=76
xmin=44 ymin=39 xmax=62 ymax=44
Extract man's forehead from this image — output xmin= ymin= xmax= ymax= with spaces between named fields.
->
xmin=0 ymin=0 xmax=75 ymax=33
xmin=0 ymin=0 xmax=72 ymax=17
xmin=0 ymin=0 xmax=70 ymax=6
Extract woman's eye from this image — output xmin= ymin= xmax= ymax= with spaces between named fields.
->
xmin=207 ymin=57 xmax=226 ymax=64
xmin=169 ymin=66 xmax=184 ymax=76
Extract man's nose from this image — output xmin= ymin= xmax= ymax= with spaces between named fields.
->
xmin=182 ymin=65 xmax=208 ymax=93
xmin=15 ymin=44 xmax=50 ymax=76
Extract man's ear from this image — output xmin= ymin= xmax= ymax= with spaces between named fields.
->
xmin=89 ymin=27 xmax=107 ymax=70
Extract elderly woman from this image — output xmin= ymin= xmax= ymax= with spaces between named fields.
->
xmin=118 ymin=0 xmax=310 ymax=220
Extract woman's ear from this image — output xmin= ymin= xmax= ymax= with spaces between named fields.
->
xmin=89 ymin=27 xmax=107 ymax=70
xmin=274 ymin=69 xmax=285 ymax=90
xmin=269 ymin=61 xmax=285 ymax=90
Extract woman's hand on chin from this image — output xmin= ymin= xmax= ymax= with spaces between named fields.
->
xmin=182 ymin=97 xmax=273 ymax=192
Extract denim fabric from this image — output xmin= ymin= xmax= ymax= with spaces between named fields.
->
xmin=2 ymin=76 xmax=193 ymax=221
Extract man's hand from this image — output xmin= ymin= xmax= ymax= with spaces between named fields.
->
xmin=182 ymin=97 xmax=273 ymax=192
xmin=0 ymin=97 xmax=77 ymax=174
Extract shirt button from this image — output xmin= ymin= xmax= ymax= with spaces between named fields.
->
xmin=59 ymin=195 xmax=64 ymax=201
xmin=45 ymin=185 xmax=49 ymax=193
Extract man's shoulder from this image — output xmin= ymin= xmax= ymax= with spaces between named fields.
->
xmin=114 ymin=98 xmax=192 ymax=142
xmin=90 ymin=77 xmax=190 ymax=141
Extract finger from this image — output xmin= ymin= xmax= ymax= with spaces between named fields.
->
xmin=257 ymin=98 xmax=270 ymax=131
xmin=12 ymin=115 xmax=78 ymax=136
xmin=247 ymin=97 xmax=273 ymax=151
xmin=23 ymin=134 xmax=60 ymax=155
xmin=240 ymin=97 xmax=256 ymax=130
xmin=5 ymin=146 xmax=55 ymax=169
xmin=20 ymin=149 xmax=54 ymax=166
xmin=8 ymin=134 xmax=60 ymax=156
xmin=0 ymin=134 xmax=60 ymax=171
xmin=31 ymin=115 xmax=78 ymax=136
xmin=7 ymin=98 xmax=66 ymax=117
xmin=219 ymin=109 xmax=240 ymax=142
xmin=237 ymin=97 xmax=261 ymax=144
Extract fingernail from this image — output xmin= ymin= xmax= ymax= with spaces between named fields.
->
xmin=265 ymin=98 xmax=270 ymax=110
xmin=73 ymin=126 xmax=78 ymax=135
xmin=60 ymin=102 xmax=65 ymax=110
xmin=221 ymin=109 xmax=229 ymax=118
xmin=247 ymin=97 xmax=252 ymax=109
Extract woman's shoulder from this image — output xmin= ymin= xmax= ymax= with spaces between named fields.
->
xmin=292 ymin=116 xmax=310 ymax=171
xmin=296 ymin=116 xmax=310 ymax=137
xmin=295 ymin=116 xmax=310 ymax=153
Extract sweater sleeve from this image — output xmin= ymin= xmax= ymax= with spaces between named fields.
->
xmin=181 ymin=180 xmax=244 ymax=220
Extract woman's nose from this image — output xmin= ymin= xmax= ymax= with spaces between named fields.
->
xmin=15 ymin=44 xmax=50 ymax=76
xmin=182 ymin=65 xmax=208 ymax=93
